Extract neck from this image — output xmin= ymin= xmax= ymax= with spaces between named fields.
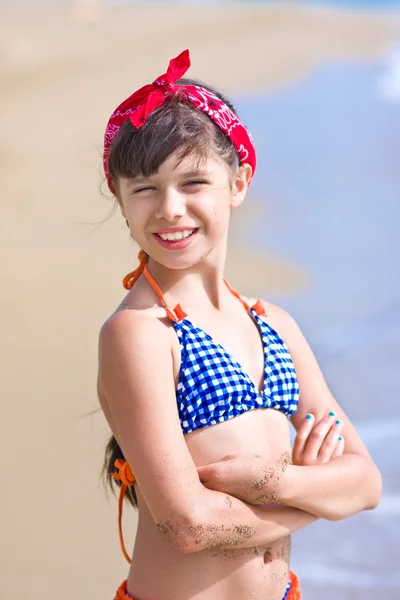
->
xmin=146 ymin=240 xmax=230 ymax=312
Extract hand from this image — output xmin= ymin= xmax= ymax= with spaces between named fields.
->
xmin=197 ymin=453 xmax=292 ymax=506
xmin=293 ymin=412 xmax=345 ymax=466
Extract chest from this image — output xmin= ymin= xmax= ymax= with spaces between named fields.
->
xmin=207 ymin=311 xmax=266 ymax=392
xmin=171 ymin=307 xmax=299 ymax=434
xmin=179 ymin=308 xmax=266 ymax=394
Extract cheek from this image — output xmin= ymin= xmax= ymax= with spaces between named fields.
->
xmin=199 ymin=190 xmax=231 ymax=223
xmin=125 ymin=201 xmax=151 ymax=224
xmin=210 ymin=198 xmax=231 ymax=228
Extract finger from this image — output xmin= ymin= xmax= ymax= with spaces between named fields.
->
xmin=197 ymin=465 xmax=207 ymax=481
xmin=302 ymin=412 xmax=337 ymax=462
xmin=201 ymin=479 xmax=228 ymax=492
xmin=292 ymin=414 xmax=315 ymax=463
xmin=318 ymin=419 xmax=344 ymax=463
xmin=197 ymin=464 xmax=219 ymax=484
xmin=199 ymin=466 xmax=231 ymax=494
xmin=197 ymin=462 xmax=229 ymax=489
xmin=331 ymin=436 xmax=345 ymax=459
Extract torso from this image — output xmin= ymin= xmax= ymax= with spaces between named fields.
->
xmin=99 ymin=274 xmax=297 ymax=600
xmin=131 ymin=410 xmax=292 ymax=600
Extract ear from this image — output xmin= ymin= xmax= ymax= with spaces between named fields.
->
xmin=230 ymin=163 xmax=252 ymax=208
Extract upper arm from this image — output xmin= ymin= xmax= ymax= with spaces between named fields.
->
xmin=97 ymin=311 xmax=204 ymax=529
xmin=263 ymin=302 xmax=373 ymax=460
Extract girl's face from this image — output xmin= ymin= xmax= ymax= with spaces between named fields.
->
xmin=117 ymin=151 xmax=251 ymax=270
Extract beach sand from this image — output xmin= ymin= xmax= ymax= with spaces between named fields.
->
xmin=0 ymin=3 xmax=397 ymax=598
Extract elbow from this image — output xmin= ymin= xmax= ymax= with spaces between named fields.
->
xmin=364 ymin=464 xmax=382 ymax=511
xmin=172 ymin=527 xmax=204 ymax=555
xmin=157 ymin=510 xmax=209 ymax=555
xmin=327 ymin=462 xmax=383 ymax=521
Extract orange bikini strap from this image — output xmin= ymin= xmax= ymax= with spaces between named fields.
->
xmin=112 ymin=459 xmax=136 ymax=564
xmin=122 ymin=252 xmax=264 ymax=320
xmin=122 ymin=251 xmax=187 ymax=323
xmin=143 ymin=264 xmax=187 ymax=322
xmin=223 ymin=279 xmax=267 ymax=316
xmin=123 ymin=250 xmax=148 ymax=291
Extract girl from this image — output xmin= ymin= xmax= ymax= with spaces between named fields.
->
xmin=97 ymin=50 xmax=381 ymax=600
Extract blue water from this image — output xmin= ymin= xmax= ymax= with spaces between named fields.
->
xmin=279 ymin=0 xmax=400 ymax=7
xmin=304 ymin=0 xmax=400 ymax=6
xmin=140 ymin=0 xmax=400 ymax=8
xmin=235 ymin=48 xmax=400 ymax=599
xmin=243 ymin=0 xmax=400 ymax=7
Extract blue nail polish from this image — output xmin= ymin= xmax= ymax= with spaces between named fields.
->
xmin=306 ymin=414 xmax=312 ymax=420
xmin=338 ymin=436 xmax=343 ymax=441
xmin=336 ymin=420 xmax=341 ymax=425
xmin=329 ymin=412 xmax=335 ymax=417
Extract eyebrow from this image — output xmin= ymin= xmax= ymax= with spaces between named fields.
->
xmin=126 ymin=169 xmax=210 ymax=186
xmin=181 ymin=170 xmax=210 ymax=178
xmin=127 ymin=176 xmax=150 ymax=183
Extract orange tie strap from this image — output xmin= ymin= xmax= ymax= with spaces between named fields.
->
xmin=122 ymin=252 xmax=264 ymax=322
xmin=251 ymin=297 xmax=267 ymax=317
xmin=123 ymin=250 xmax=148 ymax=290
xmin=287 ymin=571 xmax=302 ymax=600
xmin=113 ymin=459 xmax=136 ymax=564
xmin=142 ymin=263 xmax=187 ymax=322
xmin=223 ymin=279 xmax=267 ymax=317
xmin=122 ymin=251 xmax=187 ymax=322
xmin=115 ymin=580 xmax=132 ymax=600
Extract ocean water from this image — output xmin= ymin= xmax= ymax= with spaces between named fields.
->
xmin=234 ymin=45 xmax=400 ymax=599
xmin=239 ymin=0 xmax=400 ymax=6
xmin=102 ymin=0 xmax=400 ymax=8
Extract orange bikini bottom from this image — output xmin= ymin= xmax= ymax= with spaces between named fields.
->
xmin=115 ymin=570 xmax=301 ymax=600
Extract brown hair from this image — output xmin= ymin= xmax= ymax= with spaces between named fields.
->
xmin=102 ymin=78 xmax=241 ymax=509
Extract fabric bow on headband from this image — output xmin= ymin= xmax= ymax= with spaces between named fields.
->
xmin=103 ymin=49 xmax=257 ymax=192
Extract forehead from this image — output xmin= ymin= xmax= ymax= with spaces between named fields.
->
xmin=156 ymin=150 xmax=217 ymax=177
xmin=117 ymin=149 xmax=230 ymax=193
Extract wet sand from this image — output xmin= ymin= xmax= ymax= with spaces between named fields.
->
xmin=0 ymin=3 xmax=397 ymax=599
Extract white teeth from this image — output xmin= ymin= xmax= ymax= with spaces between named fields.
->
xmin=158 ymin=229 xmax=194 ymax=241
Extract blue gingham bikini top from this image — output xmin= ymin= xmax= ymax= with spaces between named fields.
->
xmin=141 ymin=264 xmax=300 ymax=434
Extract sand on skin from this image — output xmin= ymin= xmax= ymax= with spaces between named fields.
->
xmin=0 ymin=3 xmax=397 ymax=598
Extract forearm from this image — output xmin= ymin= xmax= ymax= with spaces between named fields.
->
xmin=281 ymin=454 xmax=382 ymax=520
xmin=174 ymin=486 xmax=318 ymax=553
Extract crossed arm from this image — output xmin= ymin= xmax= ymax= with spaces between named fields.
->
xmin=98 ymin=303 xmax=381 ymax=555
xmin=198 ymin=304 xmax=381 ymax=522
xmin=197 ymin=413 xmax=381 ymax=522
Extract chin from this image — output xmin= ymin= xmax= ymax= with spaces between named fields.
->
xmin=153 ymin=248 xmax=214 ymax=272
xmin=160 ymin=254 xmax=202 ymax=271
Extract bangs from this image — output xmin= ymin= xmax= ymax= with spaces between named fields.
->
xmin=107 ymin=97 xmax=238 ymax=188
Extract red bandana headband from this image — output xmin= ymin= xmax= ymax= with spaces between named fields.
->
xmin=103 ymin=49 xmax=256 ymax=192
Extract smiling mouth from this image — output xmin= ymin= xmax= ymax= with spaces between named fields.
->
xmin=156 ymin=228 xmax=197 ymax=242
xmin=153 ymin=228 xmax=199 ymax=249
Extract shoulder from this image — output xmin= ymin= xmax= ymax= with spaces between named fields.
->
xmin=98 ymin=298 xmax=176 ymax=390
xmin=262 ymin=300 xmax=302 ymax=342
xmin=99 ymin=309 xmax=175 ymax=374
xmin=99 ymin=280 xmax=174 ymax=349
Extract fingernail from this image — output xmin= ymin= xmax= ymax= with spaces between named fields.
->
xmin=329 ymin=412 xmax=335 ymax=417
xmin=306 ymin=414 xmax=313 ymax=420
xmin=336 ymin=420 xmax=341 ymax=425
xmin=338 ymin=436 xmax=343 ymax=441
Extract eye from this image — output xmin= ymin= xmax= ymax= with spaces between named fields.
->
xmin=185 ymin=180 xmax=207 ymax=187
xmin=132 ymin=186 xmax=155 ymax=194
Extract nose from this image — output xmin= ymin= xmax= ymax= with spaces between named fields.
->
xmin=155 ymin=187 xmax=186 ymax=221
